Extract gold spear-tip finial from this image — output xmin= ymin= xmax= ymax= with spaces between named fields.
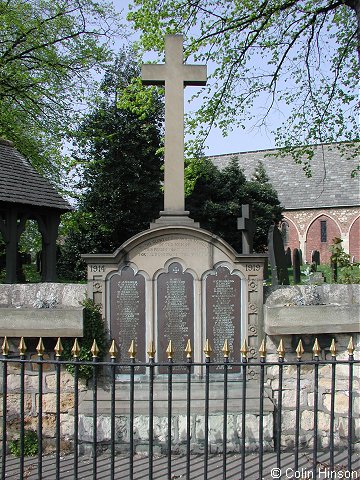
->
xmin=19 ymin=337 xmax=27 ymax=356
xmin=296 ymin=339 xmax=304 ymax=359
xmin=347 ymin=337 xmax=354 ymax=356
xmin=2 ymin=336 xmax=9 ymax=356
xmin=222 ymin=339 xmax=230 ymax=358
xmin=147 ymin=340 xmax=156 ymax=359
xmin=54 ymin=337 xmax=63 ymax=357
xmin=71 ymin=338 xmax=81 ymax=358
xmin=259 ymin=339 xmax=266 ymax=359
xmin=330 ymin=338 xmax=337 ymax=357
xmin=240 ymin=338 xmax=248 ymax=359
xmin=184 ymin=339 xmax=192 ymax=359
xmin=277 ymin=339 xmax=285 ymax=359
xmin=312 ymin=338 xmax=321 ymax=357
xmin=36 ymin=338 xmax=45 ymax=357
xmin=128 ymin=340 xmax=137 ymax=359
xmin=166 ymin=340 xmax=174 ymax=360
xmin=109 ymin=340 xmax=118 ymax=359
xmin=203 ymin=339 xmax=212 ymax=358
xmin=91 ymin=339 xmax=99 ymax=358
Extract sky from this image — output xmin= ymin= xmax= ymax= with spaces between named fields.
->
xmin=112 ymin=0 xmax=282 ymax=157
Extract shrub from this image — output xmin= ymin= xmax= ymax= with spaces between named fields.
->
xmin=9 ymin=429 xmax=38 ymax=457
xmin=62 ymin=298 xmax=108 ymax=380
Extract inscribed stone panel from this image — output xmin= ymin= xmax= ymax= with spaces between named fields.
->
xmin=205 ymin=266 xmax=241 ymax=370
xmin=157 ymin=262 xmax=194 ymax=372
xmin=109 ymin=267 xmax=146 ymax=371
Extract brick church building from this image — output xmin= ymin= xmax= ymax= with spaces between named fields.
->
xmin=209 ymin=143 xmax=360 ymax=264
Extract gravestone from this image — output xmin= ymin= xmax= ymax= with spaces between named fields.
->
xmin=237 ymin=204 xmax=256 ymax=254
xmin=83 ymin=35 xmax=266 ymax=371
xmin=293 ymin=248 xmax=301 ymax=284
xmin=267 ymin=224 xmax=289 ymax=286
xmin=285 ymin=247 xmax=292 ymax=268
xmin=312 ymin=250 xmax=320 ymax=266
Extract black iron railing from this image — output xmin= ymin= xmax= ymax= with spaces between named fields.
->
xmin=0 ymin=336 xmax=358 ymax=480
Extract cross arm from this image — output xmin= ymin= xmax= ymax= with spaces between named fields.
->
xmin=141 ymin=64 xmax=166 ymax=86
xmin=183 ymin=65 xmax=207 ymax=86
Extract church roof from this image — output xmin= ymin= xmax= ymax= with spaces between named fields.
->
xmin=209 ymin=143 xmax=360 ymax=210
xmin=0 ymin=139 xmax=71 ymax=211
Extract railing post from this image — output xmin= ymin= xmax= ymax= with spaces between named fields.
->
xmin=258 ymin=339 xmax=267 ymax=480
xmin=276 ymin=339 xmax=285 ymax=471
xmin=1 ymin=337 xmax=9 ymax=480
xmin=329 ymin=339 xmax=337 ymax=471
xmin=185 ymin=339 xmax=192 ymax=480
xmin=147 ymin=341 xmax=156 ymax=480
xmin=166 ymin=341 xmax=174 ymax=480
xmin=312 ymin=338 xmax=321 ymax=478
xmin=128 ymin=340 xmax=136 ymax=480
xmin=109 ymin=340 xmax=118 ymax=480
xmin=91 ymin=340 xmax=99 ymax=480
xmin=19 ymin=337 xmax=26 ymax=480
xmin=54 ymin=337 xmax=63 ymax=480
xmin=36 ymin=338 xmax=45 ymax=480
xmin=295 ymin=339 xmax=304 ymax=472
xmin=240 ymin=339 xmax=248 ymax=480
xmin=222 ymin=340 xmax=230 ymax=480
xmin=72 ymin=339 xmax=81 ymax=480
xmin=204 ymin=339 xmax=212 ymax=480
xmin=347 ymin=337 xmax=354 ymax=472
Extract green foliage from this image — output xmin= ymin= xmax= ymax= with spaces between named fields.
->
xmin=63 ymin=298 xmax=108 ymax=380
xmin=329 ymin=237 xmax=351 ymax=267
xmin=9 ymin=429 xmax=38 ymax=457
xmin=18 ymin=220 xmax=42 ymax=256
xmin=0 ymin=0 xmax=122 ymax=184
xmin=58 ymin=50 xmax=164 ymax=280
xmin=329 ymin=237 xmax=360 ymax=284
xmin=186 ymin=158 xmax=282 ymax=252
xmin=129 ymin=0 xmax=359 ymax=171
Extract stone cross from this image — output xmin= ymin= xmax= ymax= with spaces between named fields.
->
xmin=142 ymin=35 xmax=207 ymax=215
xmin=237 ymin=204 xmax=256 ymax=254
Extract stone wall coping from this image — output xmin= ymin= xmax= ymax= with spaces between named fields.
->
xmin=264 ymin=284 xmax=360 ymax=306
xmin=0 ymin=307 xmax=84 ymax=337
xmin=264 ymin=304 xmax=360 ymax=335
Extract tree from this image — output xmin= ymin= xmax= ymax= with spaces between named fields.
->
xmin=185 ymin=158 xmax=282 ymax=253
xmin=58 ymin=51 xmax=164 ymax=280
xmin=129 ymin=0 xmax=360 ymax=172
xmin=0 ymin=0 xmax=123 ymax=182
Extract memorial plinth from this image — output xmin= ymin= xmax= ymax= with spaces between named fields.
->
xmin=83 ymin=225 xmax=266 ymax=372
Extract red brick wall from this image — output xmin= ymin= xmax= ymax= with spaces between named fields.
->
xmin=281 ymin=217 xmax=300 ymax=253
xmin=349 ymin=217 xmax=360 ymax=262
xmin=306 ymin=215 xmax=341 ymax=264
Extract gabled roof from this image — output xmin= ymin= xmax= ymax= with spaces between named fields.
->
xmin=0 ymin=139 xmax=70 ymax=211
xmin=209 ymin=143 xmax=360 ymax=210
